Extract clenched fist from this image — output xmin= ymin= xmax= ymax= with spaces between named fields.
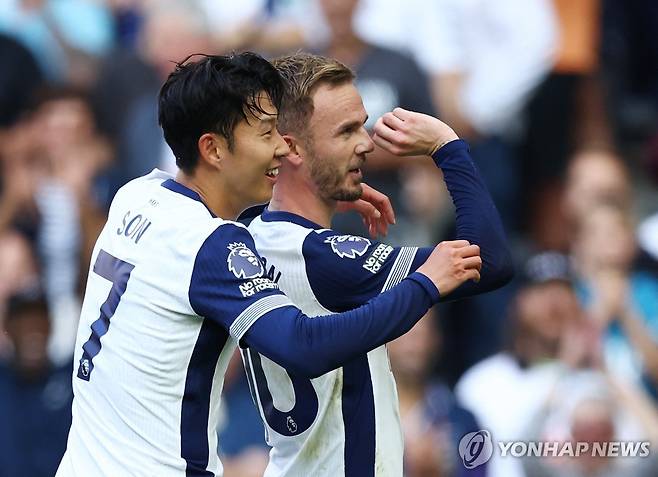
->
xmin=416 ymin=240 xmax=482 ymax=296
xmin=372 ymin=107 xmax=459 ymax=157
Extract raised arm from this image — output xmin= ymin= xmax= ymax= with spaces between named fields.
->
xmin=372 ymin=108 xmax=513 ymax=298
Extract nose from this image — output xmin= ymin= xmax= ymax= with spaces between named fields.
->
xmin=355 ymin=126 xmax=375 ymax=155
xmin=274 ymin=130 xmax=291 ymax=157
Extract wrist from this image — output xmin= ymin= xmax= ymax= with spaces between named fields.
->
xmin=429 ymin=133 xmax=460 ymax=156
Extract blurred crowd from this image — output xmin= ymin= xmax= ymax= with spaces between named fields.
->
xmin=1 ymin=0 xmax=657 ymax=476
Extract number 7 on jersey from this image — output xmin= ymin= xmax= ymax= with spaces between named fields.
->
xmin=77 ymin=250 xmax=134 ymax=381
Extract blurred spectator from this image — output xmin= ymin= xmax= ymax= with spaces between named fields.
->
xmin=572 ymin=203 xmax=658 ymax=395
xmin=218 ymin=352 xmax=269 ymax=477
xmin=394 ymin=162 xmax=452 ymax=247
xmin=354 ymin=0 xmax=556 ymax=136
xmin=0 ymin=33 xmax=43 ymax=128
xmin=456 ymin=252 xmax=584 ymax=477
xmin=199 ymin=0 xmax=328 ymax=56
xmin=0 ymin=288 xmax=73 ymax=477
xmin=0 ymin=87 xmax=111 ymax=363
xmin=389 ymin=309 xmax=484 ymax=477
xmin=0 ymin=0 xmax=114 ymax=86
xmin=0 ymin=231 xmax=39 ymax=356
xmin=538 ymin=148 xmax=634 ymax=253
xmin=638 ymin=212 xmax=658 ymax=268
xmin=601 ymin=0 xmax=658 ymax=143
xmin=520 ymin=0 xmax=614 ymax=235
xmin=522 ymin=370 xmax=658 ymax=477
xmin=97 ymin=1 xmax=213 ymax=187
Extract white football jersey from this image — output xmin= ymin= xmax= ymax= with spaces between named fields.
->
xmin=247 ymin=209 xmax=429 ymax=477
xmin=57 ymin=170 xmax=293 ymax=477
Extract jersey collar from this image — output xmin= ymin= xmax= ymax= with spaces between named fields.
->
xmin=161 ymin=179 xmax=217 ymax=218
xmin=260 ymin=207 xmax=324 ymax=230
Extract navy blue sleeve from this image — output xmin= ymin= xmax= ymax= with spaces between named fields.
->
xmin=244 ymin=272 xmax=439 ymax=378
xmin=302 ymin=231 xmax=419 ymax=312
xmin=189 ymin=223 xmax=295 ymax=340
xmin=408 ymin=140 xmax=513 ymax=300
xmin=189 ymin=223 xmax=440 ymax=378
xmin=433 ymin=140 xmax=513 ymax=296
xmin=301 ymin=140 xmax=512 ymax=308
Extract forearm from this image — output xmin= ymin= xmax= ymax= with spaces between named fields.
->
xmin=619 ymin=308 xmax=658 ymax=384
xmin=432 ymin=140 xmax=513 ymax=295
xmin=607 ymin=369 xmax=658 ymax=442
xmin=243 ymin=273 xmax=439 ymax=378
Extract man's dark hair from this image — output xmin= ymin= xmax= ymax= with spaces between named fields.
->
xmin=158 ymin=52 xmax=284 ymax=173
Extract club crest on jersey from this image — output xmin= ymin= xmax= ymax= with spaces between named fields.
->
xmin=324 ymin=235 xmax=371 ymax=259
xmin=227 ymin=242 xmax=264 ymax=279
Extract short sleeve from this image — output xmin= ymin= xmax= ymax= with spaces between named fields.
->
xmin=189 ymin=223 xmax=294 ymax=341
xmin=302 ymin=230 xmax=422 ymax=312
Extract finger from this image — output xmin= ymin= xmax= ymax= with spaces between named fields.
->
xmin=372 ymin=117 xmax=400 ymax=144
xmin=352 ymin=199 xmax=381 ymax=220
xmin=440 ymin=239 xmax=471 ymax=249
xmin=362 ymin=183 xmax=396 ymax=225
xmin=373 ymin=192 xmax=395 ymax=225
xmin=392 ymin=107 xmax=412 ymax=121
xmin=456 ymin=244 xmax=480 ymax=258
xmin=369 ymin=220 xmax=378 ymax=239
xmin=465 ymin=268 xmax=481 ymax=283
xmin=372 ymin=133 xmax=401 ymax=155
xmin=376 ymin=217 xmax=388 ymax=237
xmin=462 ymin=255 xmax=483 ymax=271
xmin=381 ymin=112 xmax=406 ymax=131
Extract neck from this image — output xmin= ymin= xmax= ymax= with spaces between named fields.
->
xmin=175 ymin=171 xmax=244 ymax=220
xmin=269 ymin=172 xmax=335 ymax=228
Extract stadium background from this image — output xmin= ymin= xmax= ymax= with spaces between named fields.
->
xmin=0 ymin=0 xmax=657 ymax=476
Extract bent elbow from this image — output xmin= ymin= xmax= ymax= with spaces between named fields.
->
xmin=482 ymin=249 xmax=514 ymax=291
xmin=278 ymin=353 xmax=331 ymax=379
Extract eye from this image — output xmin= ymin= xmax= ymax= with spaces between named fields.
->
xmin=341 ymin=126 xmax=356 ymax=136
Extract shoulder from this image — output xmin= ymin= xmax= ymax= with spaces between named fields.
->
xmin=303 ymin=229 xmax=376 ymax=261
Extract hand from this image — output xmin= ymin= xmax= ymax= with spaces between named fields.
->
xmin=336 ymin=182 xmax=395 ymax=238
xmin=590 ymin=270 xmax=630 ymax=326
xmin=372 ymin=108 xmax=459 ymax=157
xmin=416 ymin=240 xmax=481 ymax=296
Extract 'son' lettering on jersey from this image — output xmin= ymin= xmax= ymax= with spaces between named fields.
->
xmin=57 ymin=170 xmax=293 ymax=477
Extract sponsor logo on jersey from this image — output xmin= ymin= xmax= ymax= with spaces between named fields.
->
xmin=239 ymin=277 xmax=279 ymax=297
xmin=227 ymin=242 xmax=264 ymax=279
xmin=363 ymin=243 xmax=394 ymax=273
xmin=324 ymin=235 xmax=371 ymax=259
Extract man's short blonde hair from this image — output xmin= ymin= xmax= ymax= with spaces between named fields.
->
xmin=272 ymin=52 xmax=355 ymax=136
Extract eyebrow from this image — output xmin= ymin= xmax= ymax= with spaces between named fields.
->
xmin=335 ymin=115 xmax=369 ymax=135
xmin=258 ymin=116 xmax=276 ymax=130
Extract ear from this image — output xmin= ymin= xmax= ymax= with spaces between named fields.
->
xmin=197 ymin=133 xmax=226 ymax=171
xmin=282 ymin=134 xmax=304 ymax=167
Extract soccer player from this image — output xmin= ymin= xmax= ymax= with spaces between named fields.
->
xmin=245 ymin=53 xmax=514 ymax=476
xmin=56 ymin=53 xmax=482 ymax=476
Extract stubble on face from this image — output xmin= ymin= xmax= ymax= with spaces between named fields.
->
xmin=305 ymin=136 xmax=363 ymax=202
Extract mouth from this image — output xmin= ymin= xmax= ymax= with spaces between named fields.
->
xmin=347 ymin=167 xmax=362 ymax=179
xmin=265 ymin=166 xmax=279 ymax=182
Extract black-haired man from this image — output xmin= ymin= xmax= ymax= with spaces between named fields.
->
xmin=57 ymin=53 xmax=483 ymax=476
